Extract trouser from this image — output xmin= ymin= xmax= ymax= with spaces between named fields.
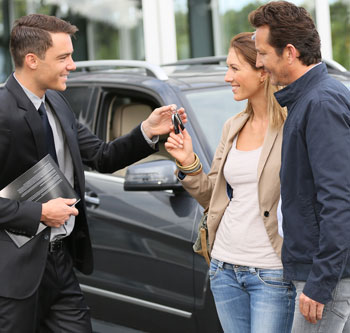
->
xmin=0 ymin=240 xmax=92 ymax=333
xmin=292 ymin=279 xmax=350 ymax=333
xmin=209 ymin=258 xmax=296 ymax=333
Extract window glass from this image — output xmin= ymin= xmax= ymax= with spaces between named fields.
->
xmin=174 ymin=0 xmax=190 ymax=59
xmin=104 ymin=93 xmax=169 ymax=177
xmin=61 ymin=86 xmax=93 ymax=122
xmin=212 ymin=0 xmax=315 ymax=55
xmin=185 ymin=87 xmax=246 ymax=157
xmin=330 ymin=0 xmax=350 ymax=70
xmin=67 ymin=0 xmax=144 ymax=61
xmin=0 ymin=0 xmax=145 ymax=80
xmin=0 ymin=6 xmax=9 ymax=83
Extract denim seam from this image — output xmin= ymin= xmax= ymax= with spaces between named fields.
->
xmin=209 ymin=260 xmax=221 ymax=281
xmin=257 ymin=271 xmax=292 ymax=289
xmin=330 ymin=281 xmax=349 ymax=320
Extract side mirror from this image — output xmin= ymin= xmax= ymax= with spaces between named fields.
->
xmin=124 ymin=160 xmax=183 ymax=192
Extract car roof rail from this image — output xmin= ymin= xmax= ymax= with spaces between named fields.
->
xmin=164 ymin=56 xmax=227 ymax=66
xmin=165 ymin=56 xmax=349 ymax=74
xmin=323 ymin=59 xmax=348 ymax=72
xmin=74 ymin=60 xmax=169 ymax=80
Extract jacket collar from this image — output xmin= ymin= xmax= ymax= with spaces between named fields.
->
xmin=258 ymin=124 xmax=279 ymax=181
xmin=5 ymin=74 xmax=78 ymax=167
xmin=5 ymin=74 xmax=47 ymax=159
xmin=224 ymin=113 xmax=249 ymax=154
xmin=5 ymin=73 xmax=38 ymax=113
xmin=274 ymin=62 xmax=328 ymax=108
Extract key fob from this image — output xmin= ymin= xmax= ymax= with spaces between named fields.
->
xmin=172 ymin=114 xmax=180 ymax=134
xmin=175 ymin=113 xmax=185 ymax=131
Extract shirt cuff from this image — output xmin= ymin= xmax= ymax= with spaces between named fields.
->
xmin=140 ymin=123 xmax=159 ymax=150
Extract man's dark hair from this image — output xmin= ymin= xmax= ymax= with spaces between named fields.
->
xmin=249 ymin=1 xmax=321 ymax=65
xmin=10 ymin=14 xmax=78 ymax=68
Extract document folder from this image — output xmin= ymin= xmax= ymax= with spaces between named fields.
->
xmin=0 ymin=155 xmax=79 ymax=247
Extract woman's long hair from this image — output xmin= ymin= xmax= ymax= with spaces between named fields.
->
xmin=230 ymin=32 xmax=287 ymax=128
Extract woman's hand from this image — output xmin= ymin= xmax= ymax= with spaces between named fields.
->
xmin=165 ymin=129 xmax=196 ymax=166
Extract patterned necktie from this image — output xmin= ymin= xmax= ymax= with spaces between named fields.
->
xmin=38 ymin=102 xmax=59 ymax=165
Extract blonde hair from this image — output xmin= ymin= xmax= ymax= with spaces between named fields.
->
xmin=230 ymin=32 xmax=286 ymax=128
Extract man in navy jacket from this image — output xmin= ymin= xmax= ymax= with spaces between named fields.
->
xmin=250 ymin=1 xmax=350 ymax=332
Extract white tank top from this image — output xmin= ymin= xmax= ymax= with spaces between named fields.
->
xmin=211 ymin=136 xmax=282 ymax=269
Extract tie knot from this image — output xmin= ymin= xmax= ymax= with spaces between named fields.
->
xmin=38 ymin=102 xmax=47 ymax=117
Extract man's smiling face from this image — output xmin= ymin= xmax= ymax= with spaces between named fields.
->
xmin=254 ymin=25 xmax=290 ymax=86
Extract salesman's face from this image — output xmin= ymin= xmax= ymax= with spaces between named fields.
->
xmin=35 ymin=32 xmax=76 ymax=95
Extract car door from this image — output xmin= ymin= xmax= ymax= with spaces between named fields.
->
xmin=65 ymin=85 xmax=202 ymax=332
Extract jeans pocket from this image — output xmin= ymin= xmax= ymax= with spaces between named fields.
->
xmin=209 ymin=259 xmax=220 ymax=281
xmin=331 ymin=279 xmax=350 ymax=319
xmin=257 ymin=269 xmax=292 ymax=289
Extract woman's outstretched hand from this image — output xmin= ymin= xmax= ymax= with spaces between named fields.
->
xmin=165 ymin=129 xmax=196 ymax=166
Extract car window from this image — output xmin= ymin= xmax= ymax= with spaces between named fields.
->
xmin=106 ymin=94 xmax=171 ymax=177
xmin=184 ymin=87 xmax=246 ymax=156
xmin=62 ymin=86 xmax=93 ymax=122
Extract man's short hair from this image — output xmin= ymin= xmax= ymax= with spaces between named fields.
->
xmin=10 ymin=14 xmax=78 ymax=68
xmin=249 ymin=1 xmax=321 ymax=65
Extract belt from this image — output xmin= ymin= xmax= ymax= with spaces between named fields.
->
xmin=48 ymin=239 xmax=64 ymax=253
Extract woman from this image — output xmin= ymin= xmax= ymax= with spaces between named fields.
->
xmin=165 ymin=32 xmax=295 ymax=333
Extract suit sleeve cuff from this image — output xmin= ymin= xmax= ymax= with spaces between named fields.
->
xmin=140 ymin=123 xmax=159 ymax=150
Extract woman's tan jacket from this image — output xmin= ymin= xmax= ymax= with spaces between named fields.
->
xmin=180 ymin=112 xmax=284 ymax=258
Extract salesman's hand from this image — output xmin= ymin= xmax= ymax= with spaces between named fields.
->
xmin=299 ymin=292 xmax=324 ymax=324
xmin=41 ymin=198 xmax=79 ymax=228
xmin=142 ymin=104 xmax=187 ymax=139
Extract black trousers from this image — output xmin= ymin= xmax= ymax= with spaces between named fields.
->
xmin=0 ymin=243 xmax=92 ymax=333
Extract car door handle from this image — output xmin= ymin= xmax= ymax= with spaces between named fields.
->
xmin=85 ymin=192 xmax=100 ymax=206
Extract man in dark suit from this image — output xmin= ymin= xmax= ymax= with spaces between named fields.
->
xmin=0 ymin=14 xmax=185 ymax=332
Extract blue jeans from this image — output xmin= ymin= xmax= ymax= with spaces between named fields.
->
xmin=209 ymin=259 xmax=296 ymax=333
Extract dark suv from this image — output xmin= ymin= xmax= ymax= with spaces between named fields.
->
xmin=62 ymin=58 xmax=350 ymax=333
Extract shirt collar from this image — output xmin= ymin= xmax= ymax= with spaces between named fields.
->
xmin=274 ymin=62 xmax=328 ymax=108
xmin=13 ymin=73 xmax=45 ymax=110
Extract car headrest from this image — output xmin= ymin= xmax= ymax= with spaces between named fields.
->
xmin=112 ymin=103 xmax=153 ymax=138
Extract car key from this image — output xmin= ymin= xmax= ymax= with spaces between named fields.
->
xmin=172 ymin=112 xmax=185 ymax=134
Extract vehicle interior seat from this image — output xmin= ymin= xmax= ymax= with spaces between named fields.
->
xmin=109 ymin=102 xmax=170 ymax=177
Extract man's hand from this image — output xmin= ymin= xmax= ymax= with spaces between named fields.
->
xmin=299 ymin=292 xmax=325 ymax=324
xmin=142 ymin=104 xmax=187 ymax=139
xmin=41 ymin=198 xmax=78 ymax=228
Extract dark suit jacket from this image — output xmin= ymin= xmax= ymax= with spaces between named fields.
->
xmin=0 ymin=74 xmax=156 ymax=299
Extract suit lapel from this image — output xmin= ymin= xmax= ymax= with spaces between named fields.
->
xmin=257 ymin=125 xmax=279 ymax=181
xmin=5 ymin=75 xmax=47 ymax=160
xmin=45 ymin=91 xmax=81 ymax=172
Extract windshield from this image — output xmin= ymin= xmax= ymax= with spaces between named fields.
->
xmin=185 ymin=87 xmax=246 ymax=158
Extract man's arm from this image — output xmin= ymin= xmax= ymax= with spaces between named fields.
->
xmin=77 ymin=105 xmax=186 ymax=174
xmin=0 ymin=198 xmax=41 ymax=236
xmin=302 ymin=97 xmax=350 ymax=314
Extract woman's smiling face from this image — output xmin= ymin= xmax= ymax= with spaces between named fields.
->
xmin=224 ymin=47 xmax=265 ymax=102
